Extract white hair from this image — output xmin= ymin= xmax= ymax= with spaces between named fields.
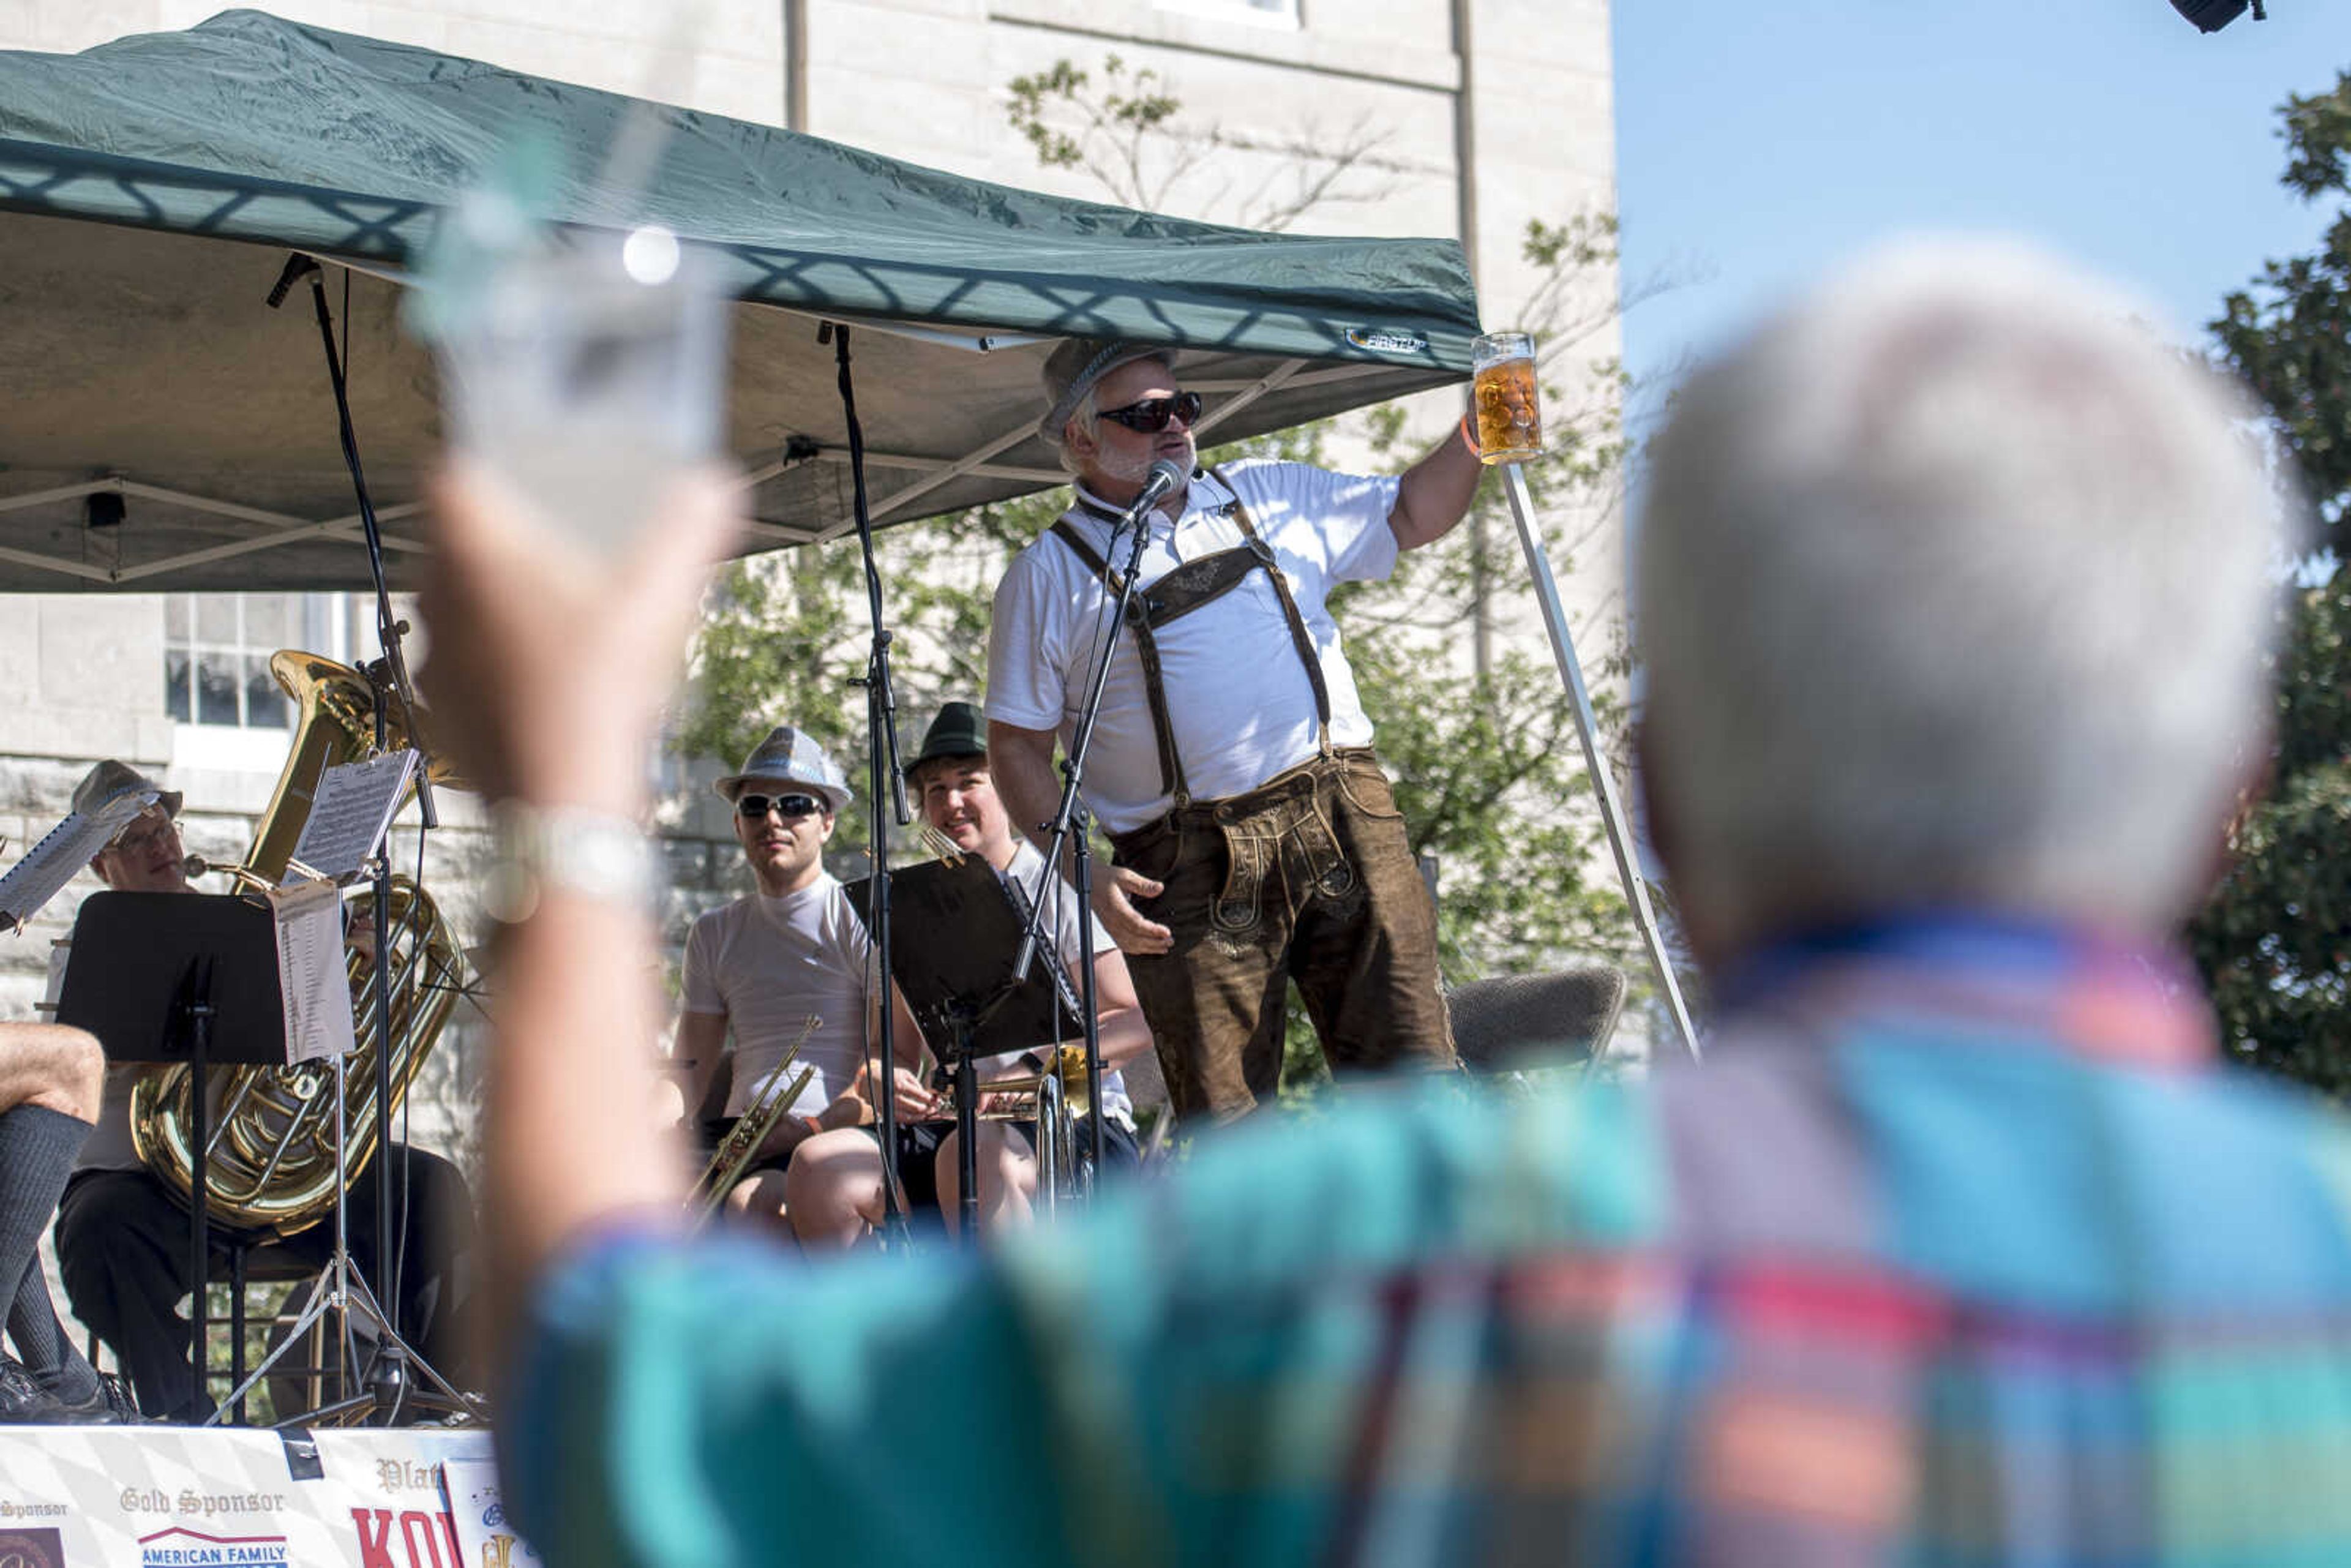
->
xmin=1637 ymin=238 xmax=2287 ymax=949
xmin=1053 ymin=389 xmax=1102 ymax=477
xmin=1049 ymin=350 xmax=1175 ymax=477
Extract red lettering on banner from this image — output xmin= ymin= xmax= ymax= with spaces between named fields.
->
xmin=350 ymin=1510 xmax=398 ymax=1568
xmin=398 ymin=1512 xmax=449 ymax=1568
xmin=350 ymin=1510 xmax=461 ymax=1568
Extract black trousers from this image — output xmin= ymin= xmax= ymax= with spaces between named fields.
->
xmin=53 ymin=1146 xmax=476 ymax=1422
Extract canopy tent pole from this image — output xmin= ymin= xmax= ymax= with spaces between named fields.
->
xmin=1498 ymin=461 xmax=1700 ymax=1062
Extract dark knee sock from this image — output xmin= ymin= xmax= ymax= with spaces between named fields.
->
xmin=0 ymin=1105 xmax=100 ymax=1397
xmin=9 ymin=1250 xmax=97 ymax=1399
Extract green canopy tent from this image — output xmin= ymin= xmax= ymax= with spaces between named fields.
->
xmin=0 ymin=11 xmax=1697 ymax=1053
xmin=0 ymin=9 xmax=1477 ymax=591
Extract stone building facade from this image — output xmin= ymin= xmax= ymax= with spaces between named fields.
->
xmin=0 ymin=2 xmax=1624 ymax=1163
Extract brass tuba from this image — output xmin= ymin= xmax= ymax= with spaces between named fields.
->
xmin=129 ymin=651 xmax=468 ymax=1240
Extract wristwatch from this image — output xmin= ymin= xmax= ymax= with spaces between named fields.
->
xmin=482 ymin=801 xmax=658 ymax=924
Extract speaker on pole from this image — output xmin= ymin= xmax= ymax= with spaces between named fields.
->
xmin=2170 ymin=0 xmax=2265 ymax=32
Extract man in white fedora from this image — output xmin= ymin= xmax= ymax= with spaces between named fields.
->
xmin=670 ymin=726 xmax=933 ymax=1233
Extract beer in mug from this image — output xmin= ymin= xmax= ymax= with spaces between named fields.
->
xmin=1471 ymin=331 xmax=1543 ymax=465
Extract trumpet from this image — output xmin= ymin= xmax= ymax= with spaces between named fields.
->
xmin=933 ymin=1042 xmax=1092 ymax=1123
xmin=686 ymin=1016 xmax=819 ymax=1218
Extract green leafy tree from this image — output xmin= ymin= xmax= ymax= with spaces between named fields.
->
xmin=2189 ymin=68 xmax=2351 ymax=1090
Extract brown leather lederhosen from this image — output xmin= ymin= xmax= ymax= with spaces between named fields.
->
xmin=1048 ymin=469 xmax=1455 ymax=1120
xmin=1049 ymin=466 xmax=1333 ymax=809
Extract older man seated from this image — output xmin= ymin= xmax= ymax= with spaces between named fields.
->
xmin=48 ymin=762 xmax=476 ymax=1423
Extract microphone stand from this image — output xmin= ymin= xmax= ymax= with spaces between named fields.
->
xmin=828 ymin=323 xmax=913 ymax=1245
xmin=1008 ymin=462 xmax=1180 ymax=1190
xmin=264 ymin=253 xmax=473 ymax=1422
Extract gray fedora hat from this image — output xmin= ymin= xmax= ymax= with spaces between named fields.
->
xmin=70 ymin=759 xmax=181 ymax=825
xmin=1037 ymin=337 xmax=1175 ymax=446
xmin=713 ymin=726 xmax=853 ymax=813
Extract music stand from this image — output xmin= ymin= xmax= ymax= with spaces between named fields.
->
xmin=853 ymin=857 xmax=1082 ymax=1235
xmin=57 ymin=891 xmax=287 ymax=1420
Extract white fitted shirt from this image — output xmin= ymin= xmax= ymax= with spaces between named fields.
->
xmin=680 ymin=873 xmax=873 ymax=1119
xmin=984 ymin=459 xmax=1400 ymax=834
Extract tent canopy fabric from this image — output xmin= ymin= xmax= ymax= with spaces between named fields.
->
xmin=0 ymin=10 xmax=1482 ymax=591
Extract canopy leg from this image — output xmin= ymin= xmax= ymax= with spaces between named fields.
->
xmin=1498 ymin=461 xmax=1700 ymax=1062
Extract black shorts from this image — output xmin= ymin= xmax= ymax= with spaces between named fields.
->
xmin=869 ymin=1117 xmax=1143 ymax=1212
xmin=863 ymin=1121 xmax=950 ymax=1212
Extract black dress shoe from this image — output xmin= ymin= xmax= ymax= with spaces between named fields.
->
xmin=39 ymin=1371 xmax=143 ymax=1425
xmin=0 ymin=1359 xmax=142 ymax=1425
xmin=0 ymin=1356 xmax=53 ymax=1423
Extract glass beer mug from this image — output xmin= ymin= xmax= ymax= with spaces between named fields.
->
xmin=1471 ymin=331 xmax=1544 ymax=465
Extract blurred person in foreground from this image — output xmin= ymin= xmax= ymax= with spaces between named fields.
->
xmin=435 ymin=238 xmax=2348 ymax=1566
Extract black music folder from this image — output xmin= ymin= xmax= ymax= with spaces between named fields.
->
xmin=56 ymin=891 xmax=291 ymax=1066
xmin=847 ymin=857 xmax=1082 ymax=1056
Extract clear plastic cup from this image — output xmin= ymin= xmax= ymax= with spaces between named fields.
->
xmin=1471 ymin=331 xmax=1543 ymax=466
xmin=432 ymin=223 xmax=728 ymax=557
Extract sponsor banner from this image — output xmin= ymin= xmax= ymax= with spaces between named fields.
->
xmin=440 ymin=1459 xmax=540 ymax=1568
xmin=0 ymin=1427 xmax=500 ymax=1568
xmin=0 ymin=1428 xmax=313 ymax=1568
xmin=309 ymin=1431 xmax=494 ymax=1568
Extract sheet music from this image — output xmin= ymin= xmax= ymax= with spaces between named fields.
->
xmin=269 ymin=877 xmax=355 ymax=1063
xmin=287 ymin=750 xmax=419 ymax=885
xmin=0 ymin=790 xmax=155 ymax=932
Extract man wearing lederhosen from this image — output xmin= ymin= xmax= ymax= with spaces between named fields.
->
xmin=985 ymin=340 xmax=1484 ymax=1123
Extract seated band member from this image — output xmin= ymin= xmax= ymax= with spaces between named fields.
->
xmin=0 ymin=1021 xmax=127 ymax=1422
xmin=789 ymin=703 xmax=1153 ymax=1246
xmin=48 ymin=762 xmax=478 ymax=1424
xmin=672 ymin=727 xmax=934 ymax=1233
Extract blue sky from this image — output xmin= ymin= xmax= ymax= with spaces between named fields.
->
xmin=1611 ymin=1 xmax=2349 ymax=427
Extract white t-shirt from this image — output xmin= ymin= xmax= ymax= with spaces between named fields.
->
xmin=985 ymin=459 xmax=1401 ymax=834
xmin=680 ymin=873 xmax=874 ymax=1120
xmin=999 ymin=839 xmax=1132 ymax=1128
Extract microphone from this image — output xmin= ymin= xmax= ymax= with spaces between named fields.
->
xmin=265 ymin=252 xmax=321 ymax=310
xmin=1123 ymin=458 xmax=1188 ymax=521
xmin=1111 ymin=458 xmax=1189 ymax=577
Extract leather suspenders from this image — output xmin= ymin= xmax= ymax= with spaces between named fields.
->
xmin=1049 ymin=468 xmax=1332 ymax=806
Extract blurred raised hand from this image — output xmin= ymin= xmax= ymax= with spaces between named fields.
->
xmin=419 ymin=462 xmax=744 ymax=816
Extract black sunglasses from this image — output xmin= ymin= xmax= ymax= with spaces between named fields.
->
xmin=1098 ymin=391 xmax=1203 ymax=433
xmin=737 ymin=792 xmax=824 ymax=820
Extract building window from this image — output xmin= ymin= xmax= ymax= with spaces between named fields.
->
xmin=163 ymin=593 xmax=362 ymax=729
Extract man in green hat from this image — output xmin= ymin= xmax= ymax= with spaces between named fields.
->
xmin=787 ymin=702 xmax=1150 ymax=1242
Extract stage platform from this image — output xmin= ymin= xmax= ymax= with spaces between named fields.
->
xmin=0 ymin=1427 xmax=532 ymax=1568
